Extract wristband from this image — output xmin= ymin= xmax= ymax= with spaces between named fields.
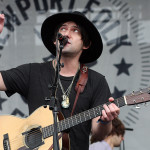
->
xmin=97 ymin=118 xmax=110 ymax=125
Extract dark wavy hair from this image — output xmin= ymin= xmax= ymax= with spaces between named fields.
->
xmin=91 ymin=118 xmax=125 ymax=144
xmin=108 ymin=117 xmax=125 ymax=137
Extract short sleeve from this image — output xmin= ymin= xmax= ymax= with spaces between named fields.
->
xmin=1 ymin=64 xmax=31 ymax=98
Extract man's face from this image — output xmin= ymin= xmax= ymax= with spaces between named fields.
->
xmin=56 ymin=21 xmax=88 ymax=57
xmin=113 ymin=134 xmax=124 ymax=147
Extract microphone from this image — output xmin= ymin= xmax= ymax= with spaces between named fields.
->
xmin=57 ymin=33 xmax=68 ymax=47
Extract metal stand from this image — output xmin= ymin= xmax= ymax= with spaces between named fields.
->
xmin=119 ymin=128 xmax=133 ymax=150
xmin=45 ymin=33 xmax=66 ymax=150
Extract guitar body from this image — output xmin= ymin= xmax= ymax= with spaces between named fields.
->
xmin=0 ymin=106 xmax=69 ymax=150
xmin=0 ymin=87 xmax=150 ymax=149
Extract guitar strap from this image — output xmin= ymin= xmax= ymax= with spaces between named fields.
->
xmin=71 ymin=64 xmax=88 ymax=116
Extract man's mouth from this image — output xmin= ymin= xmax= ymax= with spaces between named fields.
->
xmin=67 ymin=40 xmax=71 ymax=44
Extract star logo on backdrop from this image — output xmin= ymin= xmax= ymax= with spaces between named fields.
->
xmin=112 ymin=86 xmax=126 ymax=98
xmin=0 ymin=96 xmax=7 ymax=110
xmin=114 ymin=58 xmax=133 ymax=76
xmin=11 ymin=108 xmax=27 ymax=118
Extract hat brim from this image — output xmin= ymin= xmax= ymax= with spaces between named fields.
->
xmin=41 ymin=12 xmax=103 ymax=63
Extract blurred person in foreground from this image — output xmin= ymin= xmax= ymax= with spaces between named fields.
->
xmin=90 ymin=117 xmax=125 ymax=150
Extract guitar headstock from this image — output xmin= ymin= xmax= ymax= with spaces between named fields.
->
xmin=125 ymin=87 xmax=150 ymax=105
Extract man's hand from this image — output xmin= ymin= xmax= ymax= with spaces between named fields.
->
xmin=91 ymin=97 xmax=120 ymax=141
xmin=0 ymin=14 xmax=5 ymax=33
xmin=101 ymin=97 xmax=120 ymax=122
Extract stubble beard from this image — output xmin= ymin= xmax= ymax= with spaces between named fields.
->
xmin=62 ymin=49 xmax=82 ymax=59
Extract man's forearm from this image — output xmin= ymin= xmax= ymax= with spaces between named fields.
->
xmin=91 ymin=118 xmax=112 ymax=142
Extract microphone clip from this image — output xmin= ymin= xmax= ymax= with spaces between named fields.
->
xmin=57 ymin=33 xmax=68 ymax=48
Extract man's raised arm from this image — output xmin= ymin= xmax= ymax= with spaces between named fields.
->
xmin=0 ymin=14 xmax=5 ymax=33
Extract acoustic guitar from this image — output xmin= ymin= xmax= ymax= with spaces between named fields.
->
xmin=0 ymin=87 xmax=150 ymax=150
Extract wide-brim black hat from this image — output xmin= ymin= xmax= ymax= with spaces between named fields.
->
xmin=41 ymin=11 xmax=103 ymax=63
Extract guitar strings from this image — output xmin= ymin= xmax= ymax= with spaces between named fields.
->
xmin=5 ymin=88 xmax=150 ymax=147
xmin=11 ymin=100 xmax=124 ymax=141
xmin=7 ymin=88 xmax=150 ymax=148
xmin=7 ymin=98 xmax=126 ymax=148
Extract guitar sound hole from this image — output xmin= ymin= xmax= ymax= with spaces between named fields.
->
xmin=25 ymin=128 xmax=43 ymax=149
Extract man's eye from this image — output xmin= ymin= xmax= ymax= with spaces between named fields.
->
xmin=60 ymin=28 xmax=66 ymax=31
xmin=74 ymin=29 xmax=78 ymax=32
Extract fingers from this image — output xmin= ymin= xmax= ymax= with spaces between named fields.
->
xmin=0 ymin=14 xmax=5 ymax=19
xmin=109 ymin=97 xmax=114 ymax=102
xmin=101 ymin=102 xmax=120 ymax=122
xmin=109 ymin=97 xmax=120 ymax=116
xmin=0 ymin=14 xmax=5 ymax=33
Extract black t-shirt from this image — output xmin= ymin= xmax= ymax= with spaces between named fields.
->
xmin=1 ymin=61 xmax=111 ymax=150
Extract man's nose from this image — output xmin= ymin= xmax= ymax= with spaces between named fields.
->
xmin=63 ymin=29 xmax=71 ymax=38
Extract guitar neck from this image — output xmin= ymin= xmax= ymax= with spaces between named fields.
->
xmin=0 ymin=87 xmax=149 ymax=150
xmin=42 ymin=96 xmax=126 ymax=139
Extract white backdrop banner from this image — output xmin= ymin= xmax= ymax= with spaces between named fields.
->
xmin=0 ymin=0 xmax=150 ymax=150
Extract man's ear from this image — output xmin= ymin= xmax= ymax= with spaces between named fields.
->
xmin=83 ymin=42 xmax=91 ymax=50
xmin=53 ymin=41 xmax=56 ymax=45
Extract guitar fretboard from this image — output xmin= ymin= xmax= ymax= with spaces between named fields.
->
xmin=42 ymin=97 xmax=126 ymax=139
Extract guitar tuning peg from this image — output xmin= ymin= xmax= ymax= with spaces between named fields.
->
xmin=135 ymin=104 xmax=140 ymax=109
xmin=144 ymin=102 xmax=149 ymax=107
xmin=140 ymin=89 xmax=143 ymax=93
xmin=132 ymin=91 xmax=135 ymax=95
xmin=141 ymin=97 xmax=148 ymax=106
xmin=133 ymin=100 xmax=140 ymax=109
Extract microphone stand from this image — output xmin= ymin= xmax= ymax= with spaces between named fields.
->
xmin=119 ymin=127 xmax=133 ymax=150
xmin=46 ymin=33 xmax=65 ymax=150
